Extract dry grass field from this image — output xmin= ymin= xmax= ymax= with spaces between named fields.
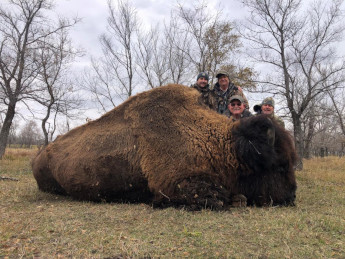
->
xmin=1 ymin=148 xmax=344 ymax=258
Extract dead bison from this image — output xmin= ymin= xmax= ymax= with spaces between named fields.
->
xmin=32 ymin=84 xmax=297 ymax=210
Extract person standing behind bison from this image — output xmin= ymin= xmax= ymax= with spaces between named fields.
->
xmin=211 ymin=70 xmax=249 ymax=115
xmin=254 ymin=97 xmax=285 ymax=128
xmin=190 ymin=72 xmax=214 ymax=107
xmin=224 ymin=95 xmax=252 ymax=122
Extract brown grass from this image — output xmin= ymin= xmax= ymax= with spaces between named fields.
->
xmin=1 ymin=149 xmax=344 ymax=258
xmin=0 ymin=148 xmax=38 ymax=175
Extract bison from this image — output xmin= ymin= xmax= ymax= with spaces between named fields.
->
xmin=32 ymin=84 xmax=297 ymax=210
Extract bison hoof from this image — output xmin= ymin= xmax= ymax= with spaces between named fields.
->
xmin=153 ymin=176 xmax=230 ymax=211
xmin=175 ymin=177 xmax=230 ymax=210
xmin=231 ymin=194 xmax=247 ymax=207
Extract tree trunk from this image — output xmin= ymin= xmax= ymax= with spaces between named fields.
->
xmin=0 ymin=102 xmax=16 ymax=159
xmin=42 ymin=102 xmax=53 ymax=146
xmin=293 ymin=118 xmax=304 ymax=170
xmin=304 ymin=114 xmax=316 ymax=159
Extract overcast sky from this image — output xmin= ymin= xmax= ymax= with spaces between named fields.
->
xmin=55 ymin=0 xmax=246 ymax=62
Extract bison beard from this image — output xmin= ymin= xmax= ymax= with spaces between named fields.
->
xmin=32 ymin=84 xmax=297 ymax=210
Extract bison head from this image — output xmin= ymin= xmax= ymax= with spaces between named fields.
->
xmin=232 ymin=115 xmax=297 ymax=206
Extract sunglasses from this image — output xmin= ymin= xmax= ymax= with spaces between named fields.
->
xmin=230 ymin=102 xmax=242 ymax=107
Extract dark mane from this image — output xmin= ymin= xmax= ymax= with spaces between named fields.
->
xmin=232 ymin=115 xmax=297 ymax=205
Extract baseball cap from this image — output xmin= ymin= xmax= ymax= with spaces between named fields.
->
xmin=229 ymin=95 xmax=244 ymax=103
xmin=216 ymin=70 xmax=230 ymax=79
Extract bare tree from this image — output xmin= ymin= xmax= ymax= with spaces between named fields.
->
xmin=300 ymin=97 xmax=326 ymax=158
xmin=85 ymin=0 xmax=139 ymax=113
xmin=136 ymin=2 xmax=249 ymax=88
xmin=240 ymin=0 xmax=345 ymax=168
xmin=7 ymin=120 xmax=18 ymax=147
xmin=135 ymin=19 xmax=192 ymax=89
xmin=102 ymin=0 xmax=138 ymax=98
xmin=203 ymin=22 xmax=241 ymax=84
xmin=175 ymin=1 xmax=217 ymax=73
xmin=84 ymin=58 xmax=120 ymax=113
xmin=136 ymin=25 xmax=170 ymax=89
xmin=30 ymin=26 xmax=82 ymax=146
xmin=327 ymin=88 xmax=345 ymax=137
xmin=0 ymin=0 xmax=78 ymax=158
xmin=174 ymin=1 xmax=243 ymax=83
xmin=164 ymin=17 xmax=192 ymax=85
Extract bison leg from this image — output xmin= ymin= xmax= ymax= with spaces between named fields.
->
xmin=152 ymin=175 xmax=230 ymax=210
xmin=230 ymin=194 xmax=247 ymax=207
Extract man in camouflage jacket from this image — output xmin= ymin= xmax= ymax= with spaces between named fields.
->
xmin=224 ymin=95 xmax=252 ymax=122
xmin=254 ymin=97 xmax=285 ymax=128
xmin=211 ymin=70 xmax=249 ymax=115
xmin=190 ymin=72 xmax=214 ymax=107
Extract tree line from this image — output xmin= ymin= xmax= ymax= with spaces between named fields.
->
xmin=1 ymin=0 xmax=345 ymax=169
xmin=6 ymin=120 xmax=42 ymax=148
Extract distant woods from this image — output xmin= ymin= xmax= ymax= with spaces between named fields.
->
xmin=1 ymin=0 xmax=345 ymax=166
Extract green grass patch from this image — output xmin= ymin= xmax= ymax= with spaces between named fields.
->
xmin=1 ymin=150 xmax=344 ymax=258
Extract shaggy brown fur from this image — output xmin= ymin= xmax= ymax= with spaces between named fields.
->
xmin=32 ymin=84 xmax=297 ymax=210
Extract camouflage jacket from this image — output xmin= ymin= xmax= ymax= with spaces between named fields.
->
xmin=273 ymin=114 xmax=285 ymax=128
xmin=211 ymin=82 xmax=249 ymax=115
xmin=255 ymin=112 xmax=285 ymax=128
xmin=190 ymin=83 xmax=214 ymax=108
